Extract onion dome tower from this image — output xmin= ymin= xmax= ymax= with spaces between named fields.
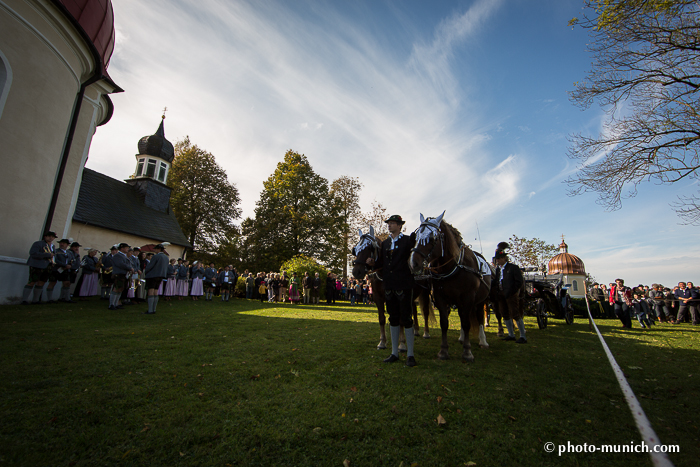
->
xmin=547 ymin=235 xmax=587 ymax=297
xmin=133 ymin=113 xmax=174 ymax=184
xmin=126 ymin=113 xmax=174 ymax=213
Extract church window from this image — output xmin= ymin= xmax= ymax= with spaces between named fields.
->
xmin=145 ymin=158 xmax=157 ymax=177
xmin=157 ymin=162 xmax=168 ymax=182
xmin=136 ymin=158 xmax=145 ymax=176
xmin=573 ymin=280 xmax=578 ymax=291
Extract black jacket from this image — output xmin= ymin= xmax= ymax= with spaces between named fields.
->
xmin=496 ymin=262 xmax=523 ymax=298
xmin=374 ymin=233 xmax=415 ymax=291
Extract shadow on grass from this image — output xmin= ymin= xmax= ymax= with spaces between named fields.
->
xmin=0 ymin=299 xmax=697 ymax=466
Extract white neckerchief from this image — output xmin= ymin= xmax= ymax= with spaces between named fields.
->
xmin=499 ymin=262 xmax=509 ymax=284
xmin=390 ymin=232 xmax=403 ymax=250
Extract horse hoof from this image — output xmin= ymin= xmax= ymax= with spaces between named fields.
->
xmin=423 ymin=333 xmax=430 ymax=339
xmin=497 ymin=331 xmax=504 ymax=338
xmin=377 ymin=344 xmax=386 ymax=350
xmin=438 ymin=351 xmax=449 ymax=360
xmin=479 ymin=343 xmax=489 ymax=349
xmin=398 ymin=343 xmax=407 ymax=351
xmin=462 ymin=353 xmax=475 ymax=363
xmin=414 ymin=331 xmax=421 ymax=337
xmin=399 ymin=348 xmax=407 ymax=353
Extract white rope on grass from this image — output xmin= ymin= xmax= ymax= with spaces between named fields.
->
xmin=583 ymin=291 xmax=674 ymax=467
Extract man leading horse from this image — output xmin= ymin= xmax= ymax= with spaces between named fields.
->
xmin=365 ymin=215 xmax=418 ymax=367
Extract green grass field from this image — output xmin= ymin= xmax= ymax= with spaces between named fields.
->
xmin=1 ymin=298 xmax=698 ymax=466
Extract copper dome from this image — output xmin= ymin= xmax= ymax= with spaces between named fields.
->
xmin=548 ymin=239 xmax=585 ymax=275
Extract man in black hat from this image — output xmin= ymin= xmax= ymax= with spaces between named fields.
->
xmin=21 ymin=231 xmax=57 ymax=304
xmin=366 ymin=214 xmax=418 ymax=367
xmin=493 ymin=244 xmax=526 ymax=343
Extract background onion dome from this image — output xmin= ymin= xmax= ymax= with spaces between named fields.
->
xmin=138 ymin=118 xmax=175 ymax=163
xmin=548 ymin=238 xmax=585 ymax=275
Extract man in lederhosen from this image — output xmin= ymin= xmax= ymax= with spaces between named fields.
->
xmin=109 ymin=243 xmax=134 ymax=310
xmin=53 ymin=239 xmax=74 ymax=303
xmin=21 ymin=231 xmax=57 ymax=305
xmin=100 ymin=246 xmax=117 ymax=300
xmin=366 ymin=215 xmax=418 ymax=367
xmin=143 ymin=243 xmax=169 ymax=314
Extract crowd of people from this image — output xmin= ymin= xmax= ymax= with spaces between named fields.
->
xmin=20 ymin=231 xmax=381 ymax=313
xmin=587 ymin=279 xmax=700 ymax=328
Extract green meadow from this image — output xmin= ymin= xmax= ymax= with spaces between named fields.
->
xmin=1 ymin=298 xmax=698 ymax=466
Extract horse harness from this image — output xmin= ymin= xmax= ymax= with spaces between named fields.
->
xmin=411 ymin=221 xmax=488 ymax=287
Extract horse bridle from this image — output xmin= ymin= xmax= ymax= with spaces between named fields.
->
xmin=411 ymin=222 xmax=445 ymax=276
xmin=352 ymin=234 xmax=380 ymax=276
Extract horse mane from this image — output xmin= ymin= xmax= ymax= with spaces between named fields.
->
xmin=439 ymin=220 xmax=465 ymax=259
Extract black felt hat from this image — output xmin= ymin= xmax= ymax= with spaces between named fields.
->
xmin=385 ymin=215 xmax=405 ymax=225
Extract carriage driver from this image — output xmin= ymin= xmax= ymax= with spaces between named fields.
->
xmin=493 ymin=243 xmax=527 ymax=344
xmin=366 ymin=215 xmax=418 ymax=367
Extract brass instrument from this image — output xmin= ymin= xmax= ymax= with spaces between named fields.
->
xmin=44 ymin=242 xmax=55 ymax=267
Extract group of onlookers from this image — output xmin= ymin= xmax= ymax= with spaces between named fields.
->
xmin=22 ymin=231 xmax=383 ymax=310
xmin=588 ymin=279 xmax=699 ymax=328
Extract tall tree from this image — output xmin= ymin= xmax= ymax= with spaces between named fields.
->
xmin=567 ymin=1 xmax=700 ymax=223
xmin=505 ymin=235 xmax=558 ymax=271
xmin=168 ymin=137 xmax=241 ymax=252
xmin=330 ymin=176 xmax=363 ymax=277
xmin=250 ymin=150 xmax=342 ymax=272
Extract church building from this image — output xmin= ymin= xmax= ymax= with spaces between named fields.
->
xmin=0 ymin=0 xmax=189 ymax=304
xmin=547 ymin=237 xmax=587 ymax=298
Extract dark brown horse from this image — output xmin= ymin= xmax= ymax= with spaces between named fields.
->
xmin=351 ymin=227 xmax=434 ymax=350
xmin=409 ymin=212 xmax=491 ymax=362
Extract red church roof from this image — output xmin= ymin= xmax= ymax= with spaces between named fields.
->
xmin=54 ymin=0 xmax=116 ymax=75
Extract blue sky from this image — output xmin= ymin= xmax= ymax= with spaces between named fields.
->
xmin=87 ymin=0 xmax=699 ymax=286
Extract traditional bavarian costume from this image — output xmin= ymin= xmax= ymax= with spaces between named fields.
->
xmin=22 ymin=232 xmax=57 ymax=304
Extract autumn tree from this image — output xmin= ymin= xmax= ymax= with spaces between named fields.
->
xmin=567 ymin=1 xmax=700 ymax=223
xmin=330 ymin=176 xmax=363 ymax=277
xmin=505 ymin=235 xmax=558 ymax=271
xmin=168 ymin=137 xmax=241 ymax=252
xmin=356 ymin=200 xmax=391 ymax=241
xmin=249 ymin=150 xmax=343 ymax=272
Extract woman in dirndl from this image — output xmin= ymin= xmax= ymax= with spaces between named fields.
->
xmin=289 ymin=272 xmax=300 ymax=303
xmin=163 ymin=259 xmax=177 ymax=300
xmin=78 ymin=249 xmax=101 ymax=297
xmin=176 ymin=260 xmax=190 ymax=300
xmin=190 ymin=261 xmax=204 ymax=300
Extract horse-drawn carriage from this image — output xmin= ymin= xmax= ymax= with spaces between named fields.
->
xmin=521 ymin=267 xmax=575 ymax=329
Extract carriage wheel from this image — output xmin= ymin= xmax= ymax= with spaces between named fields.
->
xmin=536 ymin=299 xmax=547 ymax=329
xmin=564 ymin=296 xmax=574 ymax=325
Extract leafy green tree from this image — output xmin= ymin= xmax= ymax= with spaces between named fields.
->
xmin=505 ymin=235 xmax=559 ymax=271
xmin=330 ymin=176 xmax=363 ymax=278
xmin=279 ymin=255 xmax=329 ymax=297
xmin=168 ymin=137 xmax=241 ymax=252
xmin=567 ymin=1 xmax=700 ymax=224
xmin=250 ymin=150 xmax=342 ymax=271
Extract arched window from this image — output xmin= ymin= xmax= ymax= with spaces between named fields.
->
xmin=0 ymin=49 xmax=12 ymax=120
xmin=573 ymin=280 xmax=578 ymax=291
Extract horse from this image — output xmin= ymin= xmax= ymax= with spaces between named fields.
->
xmin=408 ymin=212 xmax=491 ymax=362
xmin=351 ymin=226 xmax=434 ymax=350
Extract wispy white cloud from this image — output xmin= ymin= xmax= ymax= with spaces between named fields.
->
xmin=90 ymin=0 xmax=510 ymax=226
